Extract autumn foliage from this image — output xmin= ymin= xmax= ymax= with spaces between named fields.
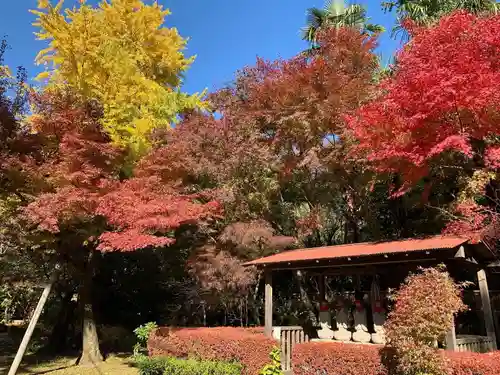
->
xmin=3 ymin=0 xmax=500 ymax=367
xmin=347 ymin=11 xmax=500 ymax=240
xmin=32 ymin=0 xmax=205 ymax=156
xmin=292 ymin=341 xmax=500 ymax=375
xmin=24 ymin=92 xmax=220 ymax=252
xmin=349 ymin=12 xmax=500 ymax=181
xmin=293 ymin=342 xmax=385 ymax=375
xmin=383 ymin=267 xmax=467 ymax=375
xmin=147 ymin=327 xmax=274 ymax=375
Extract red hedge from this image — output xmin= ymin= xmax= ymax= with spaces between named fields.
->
xmin=147 ymin=327 xmax=274 ymax=375
xmin=293 ymin=342 xmax=500 ymax=375
xmin=447 ymin=351 xmax=500 ymax=375
xmin=293 ymin=342 xmax=385 ymax=375
xmin=148 ymin=328 xmax=500 ymax=375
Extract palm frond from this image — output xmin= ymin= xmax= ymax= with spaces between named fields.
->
xmin=459 ymin=0 xmax=499 ymax=14
xmin=324 ymin=0 xmax=345 ymax=17
xmin=305 ymin=7 xmax=328 ymax=29
xmin=365 ymin=23 xmax=386 ymax=34
xmin=301 ymin=25 xmax=318 ymax=42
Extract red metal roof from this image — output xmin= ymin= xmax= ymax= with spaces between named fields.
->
xmin=244 ymin=235 xmax=469 ymax=266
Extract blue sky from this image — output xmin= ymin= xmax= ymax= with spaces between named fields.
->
xmin=0 ymin=0 xmax=401 ymax=95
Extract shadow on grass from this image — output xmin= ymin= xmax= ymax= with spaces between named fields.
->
xmin=1 ymin=325 xmax=137 ymax=374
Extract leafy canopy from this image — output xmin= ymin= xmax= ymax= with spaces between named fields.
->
xmin=302 ymin=0 xmax=384 ymax=46
xmin=32 ymin=0 xmax=206 ymax=158
xmin=24 ymin=92 xmax=220 ymax=253
xmin=348 ymin=11 xmax=500 ymax=239
xmin=383 ymin=0 xmax=499 ymax=38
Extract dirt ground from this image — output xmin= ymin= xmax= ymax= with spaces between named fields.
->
xmin=0 ymin=325 xmax=138 ymax=374
xmin=0 ymin=354 xmax=139 ymax=375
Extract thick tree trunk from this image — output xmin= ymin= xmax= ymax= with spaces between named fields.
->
xmin=78 ymin=250 xmax=103 ymax=366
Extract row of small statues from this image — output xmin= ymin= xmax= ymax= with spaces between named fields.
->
xmin=316 ymin=298 xmax=386 ymax=344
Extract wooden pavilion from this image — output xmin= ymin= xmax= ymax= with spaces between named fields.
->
xmin=245 ymin=235 xmax=500 ymax=371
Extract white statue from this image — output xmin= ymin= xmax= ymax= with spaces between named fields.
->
xmin=333 ymin=299 xmax=351 ymax=342
xmin=352 ymin=299 xmax=371 ymax=343
xmin=317 ymin=302 xmax=334 ymax=340
xmin=371 ymin=300 xmax=386 ymax=344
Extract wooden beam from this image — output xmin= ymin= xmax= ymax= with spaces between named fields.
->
xmin=477 ymin=269 xmax=497 ymax=349
xmin=266 ymin=256 xmax=440 ymax=272
xmin=264 ymin=270 xmax=273 ymax=338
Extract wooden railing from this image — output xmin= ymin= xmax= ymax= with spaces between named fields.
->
xmin=456 ymin=335 xmax=496 ymax=353
xmin=273 ymin=326 xmax=310 ymax=373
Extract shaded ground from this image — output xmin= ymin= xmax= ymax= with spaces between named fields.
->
xmin=0 ymin=329 xmax=138 ymax=374
xmin=0 ymin=353 xmax=138 ymax=375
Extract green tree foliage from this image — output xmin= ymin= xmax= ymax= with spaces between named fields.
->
xmin=32 ymin=0 xmax=206 ymax=158
xmin=383 ymin=0 xmax=499 ymax=37
xmin=302 ymin=0 xmax=384 ymax=45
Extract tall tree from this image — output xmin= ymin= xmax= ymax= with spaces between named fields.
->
xmin=22 ymin=92 xmax=220 ymax=364
xmin=302 ymin=0 xmax=384 ymax=45
xmin=235 ymin=28 xmax=381 ymax=244
xmin=32 ymin=0 xmax=206 ymax=158
xmin=348 ymin=12 xmax=500 ymax=241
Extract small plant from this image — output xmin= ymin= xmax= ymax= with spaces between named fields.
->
xmin=259 ymin=347 xmax=283 ymax=375
xmin=135 ymin=356 xmax=170 ymax=375
xmin=133 ymin=321 xmax=158 ymax=356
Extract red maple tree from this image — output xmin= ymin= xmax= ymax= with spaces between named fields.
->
xmin=24 ymin=92 xmax=221 ymax=252
xmin=347 ymin=12 xmax=500 ymax=238
xmin=20 ymin=92 xmax=221 ymax=364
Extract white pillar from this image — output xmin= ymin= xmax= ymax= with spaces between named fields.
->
xmin=477 ymin=269 xmax=497 ymax=349
xmin=445 ymin=320 xmax=457 ymax=351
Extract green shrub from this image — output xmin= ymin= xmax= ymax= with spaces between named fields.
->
xmin=133 ymin=321 xmax=158 ymax=356
xmin=163 ymin=357 xmax=242 ymax=375
xmin=135 ymin=355 xmax=170 ymax=375
xmin=259 ymin=347 xmax=283 ymax=375
xmin=134 ymin=355 xmax=242 ymax=375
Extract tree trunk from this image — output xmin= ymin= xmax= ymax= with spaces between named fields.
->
xmin=251 ymin=272 xmax=262 ymax=326
xmin=78 ymin=250 xmax=103 ymax=366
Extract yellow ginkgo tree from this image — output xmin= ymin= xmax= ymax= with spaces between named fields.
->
xmin=32 ymin=0 xmax=206 ymax=158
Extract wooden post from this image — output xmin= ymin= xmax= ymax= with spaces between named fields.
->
xmin=477 ymin=269 xmax=497 ymax=349
xmin=445 ymin=319 xmax=457 ymax=351
xmin=264 ymin=270 xmax=273 ymax=337
xmin=8 ymin=271 xmax=58 ymax=375
xmin=318 ymin=274 xmax=325 ymax=301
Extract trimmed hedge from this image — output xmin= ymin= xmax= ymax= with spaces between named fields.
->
xmin=148 ymin=327 xmax=275 ymax=375
xmin=148 ymin=327 xmax=500 ymax=375
xmin=135 ymin=355 xmax=242 ymax=375
xmin=447 ymin=351 xmax=500 ymax=375
xmin=293 ymin=342 xmax=385 ymax=375
xmin=293 ymin=342 xmax=500 ymax=375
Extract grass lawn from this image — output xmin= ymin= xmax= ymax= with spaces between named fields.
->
xmin=0 ymin=354 xmax=139 ymax=375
